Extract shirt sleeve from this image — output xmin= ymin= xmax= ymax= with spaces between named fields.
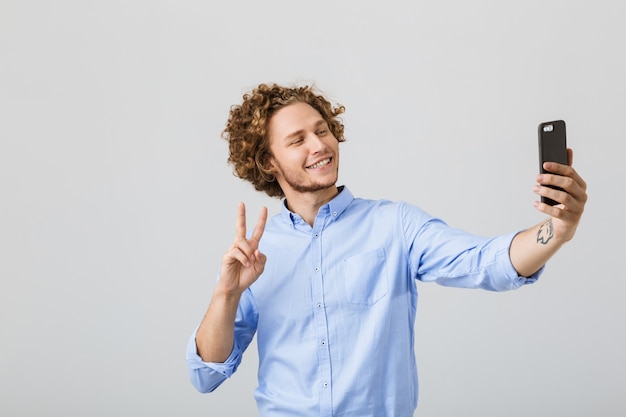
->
xmin=186 ymin=288 xmax=258 ymax=393
xmin=186 ymin=328 xmax=241 ymax=393
xmin=401 ymin=202 xmax=541 ymax=291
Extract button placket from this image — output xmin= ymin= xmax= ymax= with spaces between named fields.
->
xmin=310 ymin=215 xmax=332 ymax=415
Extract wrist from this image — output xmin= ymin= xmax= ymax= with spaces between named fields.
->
xmin=212 ymin=284 xmax=243 ymax=304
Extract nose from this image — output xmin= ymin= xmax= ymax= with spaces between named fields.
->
xmin=307 ymin=132 xmax=325 ymax=153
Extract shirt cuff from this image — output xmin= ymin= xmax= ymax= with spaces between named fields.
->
xmin=503 ymin=231 xmax=543 ymax=286
xmin=186 ymin=327 xmax=241 ymax=378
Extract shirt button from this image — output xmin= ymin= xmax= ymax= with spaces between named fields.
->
xmin=314 ymin=266 xmax=319 ymax=272
xmin=323 ymin=382 xmax=329 ymax=388
xmin=332 ymin=212 xmax=337 ymax=216
xmin=316 ymin=303 xmax=322 ymax=309
xmin=321 ymin=340 xmax=327 ymax=346
xmin=314 ymin=233 xmax=319 ymax=238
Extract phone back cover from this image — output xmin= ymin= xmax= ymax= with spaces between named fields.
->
xmin=538 ymin=120 xmax=568 ymax=205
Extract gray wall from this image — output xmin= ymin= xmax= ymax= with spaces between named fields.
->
xmin=1 ymin=0 xmax=624 ymax=416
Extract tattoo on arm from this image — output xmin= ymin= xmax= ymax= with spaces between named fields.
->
xmin=536 ymin=219 xmax=554 ymax=245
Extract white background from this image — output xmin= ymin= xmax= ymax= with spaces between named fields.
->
xmin=1 ymin=0 xmax=625 ymax=416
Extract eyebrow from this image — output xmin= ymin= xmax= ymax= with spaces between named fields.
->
xmin=283 ymin=120 xmax=327 ymax=142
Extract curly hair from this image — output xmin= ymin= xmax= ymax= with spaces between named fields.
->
xmin=222 ymin=83 xmax=346 ymax=198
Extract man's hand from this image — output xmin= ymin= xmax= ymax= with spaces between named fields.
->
xmin=533 ymin=148 xmax=588 ymax=243
xmin=216 ymin=202 xmax=268 ymax=297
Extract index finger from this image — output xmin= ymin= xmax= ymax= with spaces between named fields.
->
xmin=543 ymin=148 xmax=586 ymax=190
xmin=250 ymin=206 xmax=268 ymax=242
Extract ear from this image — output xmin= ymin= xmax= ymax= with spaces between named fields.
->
xmin=256 ymin=151 xmax=277 ymax=180
xmin=264 ymin=154 xmax=278 ymax=173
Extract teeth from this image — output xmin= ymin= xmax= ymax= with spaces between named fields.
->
xmin=308 ymin=158 xmax=330 ymax=169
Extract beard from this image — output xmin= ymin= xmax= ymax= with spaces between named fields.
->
xmin=273 ymin=158 xmax=339 ymax=194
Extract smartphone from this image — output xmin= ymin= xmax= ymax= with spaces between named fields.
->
xmin=538 ymin=120 xmax=568 ymax=206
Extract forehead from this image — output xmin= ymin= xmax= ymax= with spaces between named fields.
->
xmin=268 ymin=102 xmax=325 ymax=140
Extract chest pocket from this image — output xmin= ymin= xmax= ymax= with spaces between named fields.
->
xmin=341 ymin=248 xmax=389 ymax=306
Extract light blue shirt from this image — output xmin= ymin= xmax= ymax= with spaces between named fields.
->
xmin=187 ymin=186 xmax=539 ymax=417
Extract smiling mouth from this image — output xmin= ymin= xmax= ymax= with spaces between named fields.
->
xmin=306 ymin=158 xmax=331 ymax=169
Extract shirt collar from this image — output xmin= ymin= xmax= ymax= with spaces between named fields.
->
xmin=280 ymin=185 xmax=354 ymax=227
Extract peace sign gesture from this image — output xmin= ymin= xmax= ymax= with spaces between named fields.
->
xmin=217 ymin=202 xmax=268 ymax=297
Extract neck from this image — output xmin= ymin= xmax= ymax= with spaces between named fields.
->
xmin=284 ymin=186 xmax=339 ymax=227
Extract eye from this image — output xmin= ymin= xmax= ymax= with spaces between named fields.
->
xmin=291 ymin=137 xmax=304 ymax=145
xmin=316 ymin=129 xmax=328 ymax=136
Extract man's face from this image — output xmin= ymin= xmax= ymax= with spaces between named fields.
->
xmin=267 ymin=102 xmax=340 ymax=197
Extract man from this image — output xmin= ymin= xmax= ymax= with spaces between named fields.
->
xmin=187 ymin=83 xmax=587 ymax=416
